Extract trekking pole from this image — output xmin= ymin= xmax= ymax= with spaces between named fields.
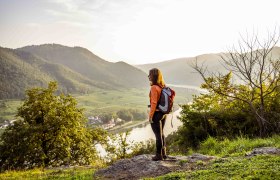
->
xmin=170 ymin=106 xmax=175 ymax=128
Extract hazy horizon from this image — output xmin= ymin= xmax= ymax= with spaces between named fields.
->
xmin=1 ymin=0 xmax=280 ymax=64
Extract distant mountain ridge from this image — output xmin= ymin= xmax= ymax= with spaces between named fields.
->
xmin=136 ymin=53 xmax=225 ymax=87
xmin=136 ymin=47 xmax=280 ymax=87
xmin=0 ymin=44 xmax=149 ymax=99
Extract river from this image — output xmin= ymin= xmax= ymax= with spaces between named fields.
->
xmin=96 ymin=108 xmax=182 ymax=156
xmin=168 ymin=84 xmax=208 ymax=93
xmin=127 ymin=108 xmax=182 ymax=142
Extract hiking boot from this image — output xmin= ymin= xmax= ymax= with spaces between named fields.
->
xmin=162 ymin=147 xmax=167 ymax=160
xmin=152 ymin=153 xmax=163 ymax=161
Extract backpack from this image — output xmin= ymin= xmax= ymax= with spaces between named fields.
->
xmin=157 ymin=86 xmax=175 ymax=114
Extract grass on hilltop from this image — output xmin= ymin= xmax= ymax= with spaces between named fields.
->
xmin=145 ymin=135 xmax=280 ymax=180
xmin=0 ymin=166 xmax=95 ymax=180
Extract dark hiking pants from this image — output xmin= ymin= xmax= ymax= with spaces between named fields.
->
xmin=151 ymin=111 xmax=166 ymax=154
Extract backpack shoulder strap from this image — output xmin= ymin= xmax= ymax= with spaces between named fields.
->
xmin=154 ymin=85 xmax=162 ymax=108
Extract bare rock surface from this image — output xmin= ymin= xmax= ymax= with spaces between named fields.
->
xmin=94 ymin=154 xmax=215 ymax=180
xmin=246 ymin=147 xmax=280 ymax=157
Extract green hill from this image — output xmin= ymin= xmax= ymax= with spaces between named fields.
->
xmin=0 ymin=47 xmax=52 ymax=99
xmin=0 ymin=44 xmax=149 ymax=99
xmin=18 ymin=44 xmax=148 ymax=89
xmin=0 ymin=47 xmax=109 ymax=99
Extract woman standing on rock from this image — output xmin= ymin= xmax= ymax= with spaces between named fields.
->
xmin=148 ymin=68 xmax=167 ymax=161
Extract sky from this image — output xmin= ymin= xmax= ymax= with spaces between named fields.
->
xmin=1 ymin=0 xmax=280 ymax=65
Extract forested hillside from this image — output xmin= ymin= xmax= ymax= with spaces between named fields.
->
xmin=0 ymin=47 xmax=102 ymax=99
xmin=0 ymin=47 xmax=51 ymax=99
xmin=19 ymin=44 xmax=148 ymax=89
xmin=0 ymin=44 xmax=149 ymax=99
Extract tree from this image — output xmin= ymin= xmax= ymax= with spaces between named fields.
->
xmin=0 ymin=82 xmax=96 ymax=171
xmin=117 ymin=109 xmax=133 ymax=121
xmin=99 ymin=113 xmax=113 ymax=124
xmin=193 ymin=29 xmax=280 ymax=136
xmin=103 ymin=131 xmax=155 ymax=162
xmin=177 ymin=75 xmax=257 ymax=148
xmin=129 ymin=109 xmax=147 ymax=120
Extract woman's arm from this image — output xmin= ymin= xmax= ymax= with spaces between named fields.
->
xmin=149 ymin=85 xmax=160 ymax=120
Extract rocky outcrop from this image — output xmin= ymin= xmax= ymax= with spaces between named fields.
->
xmin=94 ymin=147 xmax=280 ymax=179
xmin=94 ymin=154 xmax=216 ymax=180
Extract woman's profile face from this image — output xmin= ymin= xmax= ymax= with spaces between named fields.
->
xmin=148 ymin=74 xmax=152 ymax=82
xmin=148 ymin=69 xmax=159 ymax=85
